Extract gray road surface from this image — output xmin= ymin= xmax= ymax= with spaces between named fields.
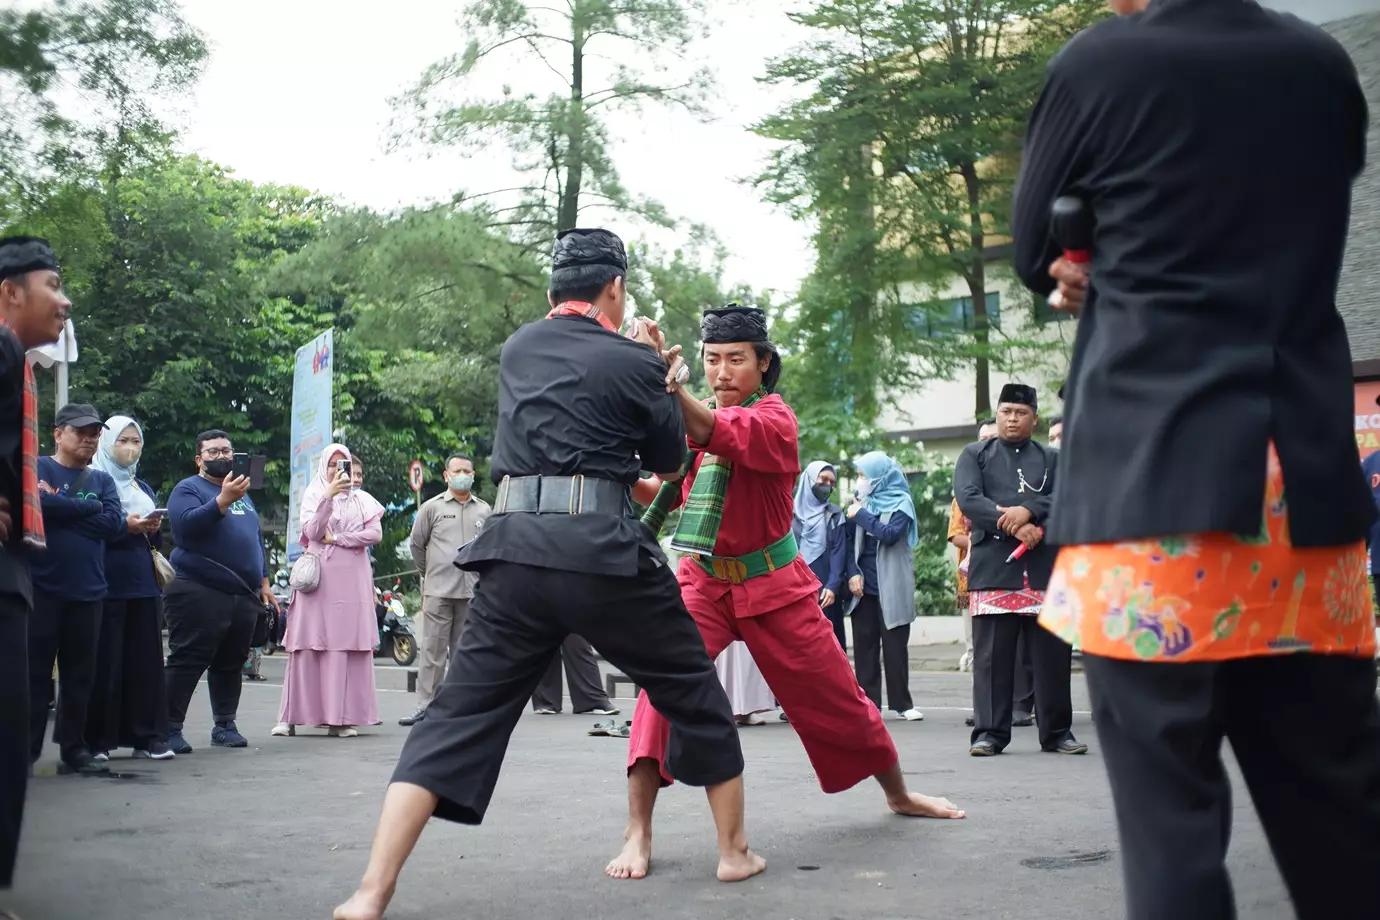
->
xmin=8 ymin=673 xmax=1296 ymax=920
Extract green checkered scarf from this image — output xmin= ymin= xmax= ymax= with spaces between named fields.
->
xmin=641 ymin=388 xmax=766 ymax=554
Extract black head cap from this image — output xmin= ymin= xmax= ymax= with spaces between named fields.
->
xmin=0 ymin=236 xmax=59 ymax=282
xmin=551 ymin=228 xmax=627 ymax=274
xmin=998 ymin=383 xmax=1038 ymax=411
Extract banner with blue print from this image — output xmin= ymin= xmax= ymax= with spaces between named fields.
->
xmin=287 ymin=329 xmax=333 ymax=560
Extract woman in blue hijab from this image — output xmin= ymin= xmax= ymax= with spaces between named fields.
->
xmin=792 ymin=460 xmax=848 ymax=651
xmin=843 ymin=451 xmax=922 ymax=721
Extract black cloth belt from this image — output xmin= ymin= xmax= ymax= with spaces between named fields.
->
xmin=493 ymin=475 xmax=633 ymax=517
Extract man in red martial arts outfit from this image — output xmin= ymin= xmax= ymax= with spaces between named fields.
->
xmin=605 ymin=304 xmax=964 ymax=881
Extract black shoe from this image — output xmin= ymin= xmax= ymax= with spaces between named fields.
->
xmin=58 ymin=749 xmax=109 ymax=776
xmin=399 ymin=707 xmax=427 ymax=727
xmin=964 ymin=715 xmax=975 ymax=727
xmin=969 ymin=740 xmax=1000 ymax=757
xmin=1046 ymin=738 xmax=1089 ymax=755
xmin=1012 ymin=711 xmax=1034 ymax=727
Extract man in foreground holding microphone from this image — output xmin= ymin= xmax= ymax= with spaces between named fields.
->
xmin=1012 ymin=0 xmax=1378 ymax=917
xmin=954 ymin=383 xmax=1083 ymax=757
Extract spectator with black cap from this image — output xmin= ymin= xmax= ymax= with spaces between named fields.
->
xmin=0 ymin=235 xmax=70 ymax=905
xmin=29 ymin=402 xmax=125 ymax=775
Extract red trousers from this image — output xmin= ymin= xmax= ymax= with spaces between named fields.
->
xmin=627 ymin=564 xmax=898 ymax=794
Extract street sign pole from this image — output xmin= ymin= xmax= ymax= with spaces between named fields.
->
xmin=409 ymin=460 xmax=424 ymax=514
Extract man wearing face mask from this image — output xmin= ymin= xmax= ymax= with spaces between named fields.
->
xmin=401 ymin=454 xmax=490 ymax=727
xmin=163 ymin=429 xmax=277 ymax=753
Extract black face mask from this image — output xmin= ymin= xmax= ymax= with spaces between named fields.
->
xmin=203 ymin=458 xmax=233 ymax=479
xmin=811 ymin=483 xmax=833 ymax=503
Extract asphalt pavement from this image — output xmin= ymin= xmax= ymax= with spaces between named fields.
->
xmin=8 ymin=672 xmax=1298 ymax=920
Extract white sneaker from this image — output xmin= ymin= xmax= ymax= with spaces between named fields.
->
xmin=328 ymin=727 xmax=359 ymax=738
xmin=898 ymin=709 xmax=925 ymax=722
xmin=744 ymin=712 xmax=770 ymax=726
xmin=270 ymin=723 xmax=293 ymax=737
xmin=958 ymin=650 xmax=974 ymax=673
xmin=92 ymin=751 xmax=109 ymax=763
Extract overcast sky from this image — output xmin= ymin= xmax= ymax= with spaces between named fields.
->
xmin=174 ymin=0 xmax=820 ymax=296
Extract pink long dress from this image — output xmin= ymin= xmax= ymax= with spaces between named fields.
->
xmin=277 ymin=490 xmax=383 ymax=727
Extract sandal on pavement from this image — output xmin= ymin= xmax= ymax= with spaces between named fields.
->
xmin=607 ymin=722 xmax=631 ymax=739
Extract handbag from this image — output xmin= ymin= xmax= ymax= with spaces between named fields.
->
xmin=201 ymin=556 xmax=277 ymax=649
xmin=149 ymin=543 xmax=176 ymax=589
xmin=288 ymin=551 xmax=321 ymax=594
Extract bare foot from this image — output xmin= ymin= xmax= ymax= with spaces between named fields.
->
xmin=333 ymin=885 xmax=393 ymax=920
xmin=605 ymin=830 xmax=652 ymax=880
xmin=716 ymin=847 xmax=766 ymax=882
xmin=888 ymin=792 xmax=966 ymax=819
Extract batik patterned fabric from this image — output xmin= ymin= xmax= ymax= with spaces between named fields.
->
xmin=970 ymin=572 xmax=1042 ymax=617
xmin=1041 ymin=444 xmax=1374 ymax=662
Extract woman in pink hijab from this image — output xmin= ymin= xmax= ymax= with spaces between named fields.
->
xmin=272 ymin=445 xmax=384 ymax=737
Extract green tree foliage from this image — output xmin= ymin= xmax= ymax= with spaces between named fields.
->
xmin=0 ymin=0 xmax=206 ymax=219
xmin=757 ymin=0 xmax=1103 ymax=427
xmin=392 ymin=0 xmax=712 ymax=238
xmin=270 ymin=203 xmax=550 ymax=488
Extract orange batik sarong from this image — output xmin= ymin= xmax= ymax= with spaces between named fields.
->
xmin=1041 ymin=444 xmax=1374 ymax=662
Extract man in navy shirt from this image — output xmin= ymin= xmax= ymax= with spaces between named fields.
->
xmin=29 ymin=403 xmax=124 ymax=775
xmin=164 ymin=429 xmax=276 ymax=753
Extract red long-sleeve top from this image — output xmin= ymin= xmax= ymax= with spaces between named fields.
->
xmin=670 ymin=394 xmax=820 ymax=618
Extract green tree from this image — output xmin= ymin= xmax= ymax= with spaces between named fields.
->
xmin=392 ymin=0 xmax=711 ymax=238
xmin=269 ymin=203 xmax=549 ymax=485
xmin=0 ymin=0 xmax=206 ymax=221
xmin=757 ymin=0 xmax=1103 ymax=422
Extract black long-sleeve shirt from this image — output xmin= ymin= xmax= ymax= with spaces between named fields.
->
xmin=458 ymin=314 xmax=686 ymax=577
xmin=1011 ymin=0 xmax=1374 ymax=548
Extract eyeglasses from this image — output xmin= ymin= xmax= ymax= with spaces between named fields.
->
xmin=201 ymin=448 xmax=233 ymax=459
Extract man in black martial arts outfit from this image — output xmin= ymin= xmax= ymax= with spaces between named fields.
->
xmin=0 ymin=237 xmax=70 ymax=912
xmin=335 ymin=228 xmax=760 ymax=920
xmin=955 ymin=383 xmax=1084 ymax=757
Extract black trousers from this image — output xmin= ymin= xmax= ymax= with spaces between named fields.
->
xmin=851 ymin=594 xmax=912 ymax=713
xmin=0 ymin=590 xmax=30 ymax=888
xmin=530 ymin=633 xmax=611 ymax=712
xmin=1085 ymin=653 xmax=1380 ymax=920
xmin=971 ymin=613 xmax=1074 ymax=750
xmin=86 ymin=596 xmax=168 ymax=752
xmin=393 ymin=556 xmax=743 ymax=825
xmin=163 ymin=576 xmax=259 ymax=727
xmin=28 ymin=588 xmax=103 ymax=761
xmin=822 ymin=600 xmax=846 ymax=652
xmin=1013 ymin=628 xmax=1035 ymax=715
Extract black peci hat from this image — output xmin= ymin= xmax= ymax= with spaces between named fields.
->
xmin=998 ymin=383 xmax=1038 ymax=411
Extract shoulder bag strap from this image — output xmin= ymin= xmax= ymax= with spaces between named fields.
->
xmin=198 ymin=555 xmax=263 ymax=605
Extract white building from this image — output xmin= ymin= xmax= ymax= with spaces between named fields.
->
xmin=877 ymin=249 xmax=1075 ymax=460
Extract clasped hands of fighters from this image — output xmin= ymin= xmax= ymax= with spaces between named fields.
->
xmin=626 ymin=317 xmax=691 ymax=392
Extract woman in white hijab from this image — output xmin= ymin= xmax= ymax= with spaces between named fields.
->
xmin=86 ymin=415 xmax=175 ymax=760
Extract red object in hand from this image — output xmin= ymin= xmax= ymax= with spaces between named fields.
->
xmin=1006 ymin=527 xmax=1045 ymax=563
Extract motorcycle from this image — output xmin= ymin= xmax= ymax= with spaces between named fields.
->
xmin=374 ymin=580 xmax=418 ymax=667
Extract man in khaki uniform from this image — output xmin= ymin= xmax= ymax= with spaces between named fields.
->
xmin=400 ymin=454 xmax=490 ymax=726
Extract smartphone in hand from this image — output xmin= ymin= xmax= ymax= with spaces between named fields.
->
xmin=231 ymin=453 xmax=267 ymax=489
xmin=145 ymin=508 xmax=167 ymax=523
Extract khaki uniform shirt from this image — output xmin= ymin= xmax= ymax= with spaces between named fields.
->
xmin=410 ymin=491 xmax=490 ymax=599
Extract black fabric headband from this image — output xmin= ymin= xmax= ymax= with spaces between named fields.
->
xmin=701 ymin=305 xmax=769 ymax=344
xmin=551 ymin=228 xmax=628 ymax=274
xmin=0 ymin=236 xmax=59 ymax=281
